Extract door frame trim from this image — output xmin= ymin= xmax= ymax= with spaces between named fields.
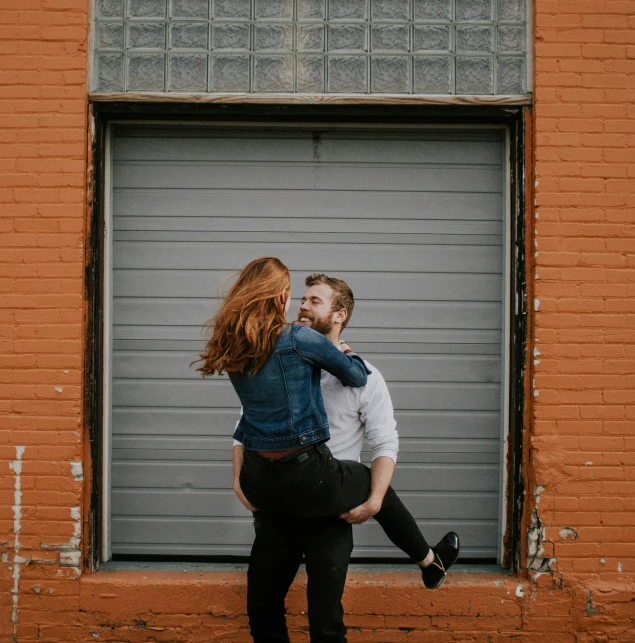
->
xmin=85 ymin=102 xmax=529 ymax=572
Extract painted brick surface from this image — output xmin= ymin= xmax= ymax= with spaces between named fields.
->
xmin=1 ymin=0 xmax=634 ymax=640
xmin=0 ymin=0 xmax=88 ymax=639
xmin=530 ymin=0 xmax=635 ymax=606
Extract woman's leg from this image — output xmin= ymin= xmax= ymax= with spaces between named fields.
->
xmin=240 ymin=443 xmax=457 ymax=581
xmin=241 ymin=444 xmax=430 ymax=561
xmin=327 ymin=459 xmax=430 ymax=563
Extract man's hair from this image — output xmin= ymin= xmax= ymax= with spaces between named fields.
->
xmin=305 ymin=273 xmax=354 ymax=330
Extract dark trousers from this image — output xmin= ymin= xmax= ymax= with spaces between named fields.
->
xmin=247 ymin=512 xmax=353 ymax=643
xmin=241 ymin=442 xmax=430 ymax=563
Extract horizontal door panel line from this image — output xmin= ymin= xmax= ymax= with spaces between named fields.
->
xmin=112 ymin=268 xmax=503 ymax=274
xmin=113 ymin=216 xmax=503 ymax=223
xmin=111 ymin=491 xmax=500 ymax=501
xmin=112 ymin=462 xmax=497 ymax=470
xmin=115 ymin=239 xmax=503 ymax=248
xmin=113 ymin=379 xmax=502 ymax=387
xmin=114 ymin=298 xmax=502 ymax=305
xmin=114 ymin=241 xmax=503 ymax=247
xmin=116 ymin=162 xmax=503 ymax=173
xmin=113 ymin=380 xmax=503 ymax=387
xmin=115 ymin=187 xmax=503 ymax=195
xmin=114 ymin=324 xmax=504 ymax=329
xmin=112 ymin=512 xmax=498 ymax=524
xmin=111 ymin=407 xmax=500 ymax=414
xmin=113 ymin=406 xmax=240 ymax=412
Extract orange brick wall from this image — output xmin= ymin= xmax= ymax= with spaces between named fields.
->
xmin=531 ymin=0 xmax=635 ymax=593
xmin=0 ymin=0 xmax=89 ymax=639
xmin=1 ymin=0 xmax=634 ymax=640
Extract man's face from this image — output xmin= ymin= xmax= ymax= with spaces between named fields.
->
xmin=298 ymin=283 xmax=337 ymax=335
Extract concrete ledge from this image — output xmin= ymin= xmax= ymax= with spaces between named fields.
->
xmin=80 ymin=565 xmax=520 ymax=619
xmin=66 ymin=568 xmax=635 ymax=641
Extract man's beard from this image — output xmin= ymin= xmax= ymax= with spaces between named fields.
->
xmin=298 ymin=313 xmax=334 ymax=336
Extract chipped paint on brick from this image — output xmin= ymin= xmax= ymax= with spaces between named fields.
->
xmin=71 ymin=461 xmax=84 ymax=481
xmin=559 ymin=528 xmax=578 ymax=541
xmin=8 ymin=446 xmax=25 ymax=641
xmin=40 ymin=506 xmax=82 ymax=578
xmin=586 ymin=590 xmax=600 ymax=617
xmin=527 ymin=485 xmax=558 ymax=577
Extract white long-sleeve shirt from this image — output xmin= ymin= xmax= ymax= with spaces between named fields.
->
xmin=234 ymin=360 xmax=399 ymax=463
xmin=320 ymin=360 xmax=398 ymax=463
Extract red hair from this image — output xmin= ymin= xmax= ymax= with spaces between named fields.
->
xmin=195 ymin=257 xmax=290 ymax=376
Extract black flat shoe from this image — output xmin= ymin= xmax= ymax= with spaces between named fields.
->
xmin=421 ymin=531 xmax=460 ymax=589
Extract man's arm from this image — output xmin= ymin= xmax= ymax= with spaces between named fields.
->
xmin=339 ymin=366 xmax=399 ymax=525
xmin=232 ymin=444 xmax=257 ymax=512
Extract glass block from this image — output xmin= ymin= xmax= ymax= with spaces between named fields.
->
xmin=455 ymin=57 xmax=493 ymax=94
xmin=327 ymin=56 xmax=367 ymax=92
xmin=297 ymin=55 xmax=324 ymax=92
xmin=297 ymin=25 xmax=325 ymax=51
xmin=456 ymin=26 xmax=494 ymax=52
xmin=171 ymin=23 xmax=208 ymax=49
xmin=253 ymin=55 xmax=293 ymax=91
xmin=371 ymin=56 xmax=408 ymax=93
xmin=128 ymin=0 xmax=166 ymax=17
xmin=96 ymin=0 xmax=124 ymax=18
xmin=170 ymin=0 xmax=209 ymax=18
xmin=414 ymin=56 xmax=451 ymax=93
xmin=95 ymin=22 xmax=124 ymax=49
xmin=498 ymin=0 xmax=523 ymax=21
xmin=211 ymin=54 xmax=250 ymax=91
xmin=328 ymin=25 xmax=367 ymax=51
xmin=497 ymin=56 xmax=524 ymax=93
xmin=213 ymin=0 xmax=250 ymax=19
xmin=254 ymin=25 xmax=293 ymax=50
xmin=413 ymin=0 xmax=450 ymax=21
xmin=371 ymin=0 xmax=409 ymax=20
xmin=498 ymin=26 xmax=524 ymax=53
xmin=254 ymin=0 xmax=293 ymax=19
xmin=128 ymin=23 xmax=166 ymax=49
xmin=127 ymin=54 xmax=166 ymax=90
xmin=413 ymin=26 xmax=450 ymax=51
xmin=298 ymin=0 xmax=325 ymax=19
xmin=169 ymin=54 xmax=207 ymax=90
xmin=212 ymin=24 xmax=250 ymax=49
xmin=95 ymin=53 xmax=123 ymax=91
xmin=371 ymin=25 xmax=409 ymax=52
xmin=329 ymin=0 xmax=367 ymax=20
xmin=455 ymin=0 xmax=492 ymax=22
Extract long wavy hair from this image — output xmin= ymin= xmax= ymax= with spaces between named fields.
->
xmin=195 ymin=257 xmax=290 ymax=376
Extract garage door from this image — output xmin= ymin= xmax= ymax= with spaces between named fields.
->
xmin=109 ymin=125 xmax=506 ymax=560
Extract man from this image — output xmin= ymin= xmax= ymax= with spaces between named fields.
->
xmin=233 ymin=274 xmax=459 ymax=643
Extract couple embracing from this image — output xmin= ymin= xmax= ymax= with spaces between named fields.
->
xmin=196 ymin=257 xmax=460 ymax=643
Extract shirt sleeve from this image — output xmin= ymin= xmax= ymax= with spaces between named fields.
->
xmin=232 ymin=408 xmax=244 ymax=447
xmin=293 ymin=325 xmax=370 ymax=387
xmin=359 ymin=365 xmax=399 ymax=463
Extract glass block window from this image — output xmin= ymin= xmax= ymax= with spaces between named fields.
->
xmin=93 ymin=0 xmax=528 ymax=94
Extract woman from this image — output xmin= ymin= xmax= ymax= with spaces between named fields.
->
xmin=196 ymin=257 xmax=459 ymax=588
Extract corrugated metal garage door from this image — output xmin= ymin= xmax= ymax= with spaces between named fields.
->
xmin=110 ymin=126 xmax=505 ymax=560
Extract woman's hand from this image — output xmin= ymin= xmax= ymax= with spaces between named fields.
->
xmin=233 ymin=480 xmax=258 ymax=513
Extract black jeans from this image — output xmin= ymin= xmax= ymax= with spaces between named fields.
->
xmin=247 ymin=512 xmax=353 ymax=643
xmin=240 ymin=442 xmax=430 ymax=562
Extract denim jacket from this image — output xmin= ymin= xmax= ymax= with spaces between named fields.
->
xmin=230 ymin=324 xmax=370 ymax=451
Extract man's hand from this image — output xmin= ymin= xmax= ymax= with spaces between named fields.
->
xmin=233 ymin=480 xmax=258 ymax=513
xmin=339 ymin=498 xmax=382 ymax=525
